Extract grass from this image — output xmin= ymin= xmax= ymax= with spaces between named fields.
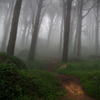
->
xmin=55 ymin=59 xmax=100 ymax=99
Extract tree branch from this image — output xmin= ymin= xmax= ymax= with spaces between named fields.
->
xmin=82 ymin=1 xmax=98 ymax=19
xmin=83 ymin=0 xmax=89 ymax=5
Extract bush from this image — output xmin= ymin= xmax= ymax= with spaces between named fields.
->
xmin=17 ymin=49 xmax=29 ymax=58
xmin=0 ymin=63 xmax=36 ymax=100
xmin=0 ymin=63 xmax=24 ymax=99
xmin=0 ymin=52 xmax=27 ymax=69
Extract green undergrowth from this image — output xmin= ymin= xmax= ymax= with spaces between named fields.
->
xmin=55 ymin=60 xmax=100 ymax=99
xmin=0 ymin=52 xmax=63 ymax=100
xmin=25 ymin=60 xmax=48 ymax=70
xmin=0 ymin=52 xmax=27 ymax=69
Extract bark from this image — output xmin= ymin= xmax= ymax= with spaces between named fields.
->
xmin=62 ymin=0 xmax=72 ymax=62
xmin=28 ymin=0 xmax=44 ymax=61
xmin=7 ymin=0 xmax=22 ymax=55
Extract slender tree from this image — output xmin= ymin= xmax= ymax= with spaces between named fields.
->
xmin=28 ymin=0 xmax=44 ymax=61
xmin=76 ymin=0 xmax=98 ymax=57
xmin=59 ymin=17 xmax=63 ymax=53
xmin=7 ymin=0 xmax=23 ymax=55
xmin=76 ymin=0 xmax=83 ymax=57
xmin=62 ymin=0 xmax=72 ymax=62
xmin=95 ymin=0 xmax=100 ymax=55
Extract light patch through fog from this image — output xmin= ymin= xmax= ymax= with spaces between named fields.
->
xmin=52 ymin=0 xmax=60 ymax=3
xmin=39 ymin=15 xmax=49 ymax=40
xmin=0 ymin=17 xmax=4 ymax=44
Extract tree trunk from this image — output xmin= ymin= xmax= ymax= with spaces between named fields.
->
xmin=77 ymin=0 xmax=83 ymax=57
xmin=25 ymin=24 xmax=31 ymax=46
xmin=7 ymin=0 xmax=22 ymax=55
xmin=59 ymin=17 xmax=63 ymax=53
xmin=28 ymin=0 xmax=44 ymax=61
xmin=47 ymin=17 xmax=54 ymax=46
xmin=95 ymin=1 xmax=99 ymax=55
xmin=20 ymin=25 xmax=27 ymax=48
xmin=73 ymin=25 xmax=79 ymax=55
xmin=62 ymin=0 xmax=72 ymax=62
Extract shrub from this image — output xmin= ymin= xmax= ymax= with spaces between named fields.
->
xmin=17 ymin=49 xmax=29 ymax=58
xmin=0 ymin=52 xmax=27 ymax=69
xmin=0 ymin=63 xmax=35 ymax=100
xmin=0 ymin=63 xmax=24 ymax=99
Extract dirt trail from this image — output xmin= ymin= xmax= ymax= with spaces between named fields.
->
xmin=47 ymin=58 xmax=97 ymax=100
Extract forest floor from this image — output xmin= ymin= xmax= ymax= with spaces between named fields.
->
xmin=46 ymin=58 xmax=97 ymax=100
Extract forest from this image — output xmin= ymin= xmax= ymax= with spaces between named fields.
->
xmin=0 ymin=0 xmax=100 ymax=100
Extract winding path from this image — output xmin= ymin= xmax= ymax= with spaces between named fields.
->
xmin=47 ymin=58 xmax=97 ymax=100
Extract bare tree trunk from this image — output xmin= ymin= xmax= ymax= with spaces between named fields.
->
xmin=28 ymin=0 xmax=43 ymax=61
xmin=73 ymin=3 xmax=80 ymax=55
xmin=77 ymin=0 xmax=83 ymax=57
xmin=59 ymin=17 xmax=63 ymax=53
xmin=62 ymin=0 xmax=72 ymax=62
xmin=7 ymin=0 xmax=22 ymax=55
xmin=95 ymin=0 xmax=99 ymax=55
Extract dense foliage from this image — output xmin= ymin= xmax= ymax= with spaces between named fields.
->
xmin=0 ymin=63 xmax=27 ymax=99
xmin=0 ymin=53 xmax=63 ymax=100
xmin=0 ymin=52 xmax=27 ymax=69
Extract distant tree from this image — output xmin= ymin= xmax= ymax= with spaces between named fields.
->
xmin=59 ymin=17 xmax=63 ymax=53
xmin=28 ymin=0 xmax=44 ymax=61
xmin=76 ymin=0 xmax=98 ymax=57
xmin=1 ymin=0 xmax=14 ymax=52
xmin=7 ymin=0 xmax=23 ymax=55
xmin=95 ymin=0 xmax=100 ymax=55
xmin=47 ymin=15 xmax=57 ymax=46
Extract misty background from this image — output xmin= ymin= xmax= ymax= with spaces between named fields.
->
xmin=0 ymin=0 xmax=100 ymax=61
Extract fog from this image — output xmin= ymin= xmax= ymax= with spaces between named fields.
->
xmin=0 ymin=0 xmax=100 ymax=61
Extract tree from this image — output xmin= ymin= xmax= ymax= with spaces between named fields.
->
xmin=62 ymin=0 xmax=72 ymax=62
xmin=95 ymin=0 xmax=100 ymax=55
xmin=76 ymin=0 xmax=83 ymax=57
xmin=7 ymin=0 xmax=23 ymax=55
xmin=1 ymin=0 xmax=15 ymax=52
xmin=28 ymin=0 xmax=44 ymax=61
xmin=59 ymin=17 xmax=63 ymax=53
xmin=76 ymin=0 xmax=98 ymax=57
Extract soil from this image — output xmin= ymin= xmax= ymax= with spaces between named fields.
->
xmin=46 ymin=58 xmax=97 ymax=100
